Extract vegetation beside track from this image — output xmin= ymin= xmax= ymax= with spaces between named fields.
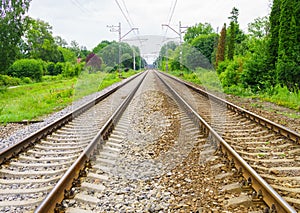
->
xmin=0 ymin=70 xmax=139 ymax=123
xmin=165 ymin=69 xmax=300 ymax=113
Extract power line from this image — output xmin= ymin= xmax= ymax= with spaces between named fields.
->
xmin=115 ymin=0 xmax=133 ymax=29
xmin=121 ymin=0 xmax=135 ymax=28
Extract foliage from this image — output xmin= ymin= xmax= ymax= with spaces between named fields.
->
xmin=241 ymin=38 xmax=271 ymax=91
xmin=219 ymin=57 xmax=244 ymax=87
xmin=0 ymin=0 xmax=31 ymax=74
xmin=248 ymin=16 xmax=270 ymax=38
xmin=184 ymin=23 xmax=214 ymax=43
xmin=227 ymin=7 xmax=240 ymax=60
xmin=23 ymin=17 xmax=62 ymax=62
xmin=53 ymin=62 xmax=64 ymax=76
xmin=227 ymin=21 xmax=236 ymax=60
xmin=86 ymin=53 xmax=102 ymax=72
xmin=268 ymin=0 xmax=281 ymax=71
xmin=191 ymin=33 xmax=218 ymax=63
xmin=93 ymin=40 xmax=111 ymax=54
xmin=0 ymin=75 xmax=22 ymax=87
xmin=58 ymin=46 xmax=76 ymax=62
xmin=7 ymin=59 xmax=43 ymax=81
xmin=216 ymin=24 xmax=226 ymax=67
xmin=276 ymin=0 xmax=300 ymax=90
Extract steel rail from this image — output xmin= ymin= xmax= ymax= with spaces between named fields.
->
xmin=35 ymin=71 xmax=147 ymax=213
xmin=159 ymin=71 xmax=300 ymax=144
xmin=0 ymin=72 xmax=143 ymax=165
xmin=155 ymin=71 xmax=296 ymax=213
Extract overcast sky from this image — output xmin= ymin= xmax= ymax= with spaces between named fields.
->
xmin=28 ymin=0 xmax=271 ymax=53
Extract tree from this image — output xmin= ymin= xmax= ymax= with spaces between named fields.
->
xmin=216 ymin=24 xmax=226 ymax=67
xmin=248 ymin=16 xmax=270 ymax=38
xmin=227 ymin=7 xmax=239 ymax=60
xmin=184 ymin=23 xmax=214 ymax=43
xmin=0 ymin=0 xmax=31 ymax=74
xmin=24 ymin=18 xmax=62 ymax=62
xmin=93 ymin=40 xmax=111 ymax=54
xmin=55 ymin=36 xmax=68 ymax=47
xmin=268 ymin=0 xmax=281 ymax=71
xmin=276 ymin=0 xmax=300 ymax=90
xmin=191 ymin=34 xmax=218 ymax=63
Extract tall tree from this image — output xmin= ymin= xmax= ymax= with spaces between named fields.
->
xmin=0 ymin=0 xmax=31 ymax=73
xmin=276 ymin=0 xmax=300 ymax=90
xmin=216 ymin=24 xmax=226 ymax=67
xmin=24 ymin=18 xmax=62 ymax=62
xmin=227 ymin=7 xmax=239 ymax=60
xmin=184 ymin=23 xmax=214 ymax=43
xmin=268 ymin=0 xmax=281 ymax=71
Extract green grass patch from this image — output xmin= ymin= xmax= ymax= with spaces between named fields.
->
xmin=164 ymin=69 xmax=299 ymax=112
xmin=0 ymin=70 xmax=138 ymax=123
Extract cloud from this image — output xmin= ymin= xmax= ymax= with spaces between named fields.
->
xmin=28 ymin=0 xmax=270 ymax=50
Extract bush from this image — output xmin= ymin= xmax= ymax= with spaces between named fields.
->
xmin=22 ymin=77 xmax=33 ymax=84
xmin=53 ymin=62 xmax=64 ymax=75
xmin=62 ymin=62 xmax=82 ymax=77
xmin=47 ymin=62 xmax=55 ymax=75
xmin=0 ymin=74 xmax=22 ymax=87
xmin=7 ymin=59 xmax=43 ymax=81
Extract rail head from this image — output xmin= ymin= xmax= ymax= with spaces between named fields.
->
xmin=0 ymin=72 xmax=143 ymax=165
xmin=155 ymin=71 xmax=296 ymax=213
xmin=35 ymin=71 xmax=147 ymax=213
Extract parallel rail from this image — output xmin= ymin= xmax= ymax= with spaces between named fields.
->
xmin=159 ymin=71 xmax=300 ymax=144
xmin=35 ymin=72 xmax=147 ymax=213
xmin=0 ymin=72 xmax=143 ymax=165
xmin=157 ymin=71 xmax=297 ymax=213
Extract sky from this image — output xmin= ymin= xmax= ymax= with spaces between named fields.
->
xmin=28 ymin=0 xmax=271 ymax=62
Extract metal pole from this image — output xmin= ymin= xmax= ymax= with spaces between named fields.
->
xmin=118 ymin=22 xmax=121 ymax=77
xmin=133 ymin=49 xmax=136 ymax=70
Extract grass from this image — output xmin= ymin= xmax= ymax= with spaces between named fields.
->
xmin=0 ymin=70 xmax=138 ymax=123
xmin=164 ymin=69 xmax=300 ymax=113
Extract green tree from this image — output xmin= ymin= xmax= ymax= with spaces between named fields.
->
xmin=248 ymin=16 xmax=270 ymax=38
xmin=268 ymin=0 xmax=281 ymax=71
xmin=276 ymin=0 xmax=300 ymax=90
xmin=0 ymin=0 xmax=31 ymax=74
xmin=24 ymin=18 xmax=62 ymax=62
xmin=191 ymin=33 xmax=218 ymax=63
xmin=216 ymin=24 xmax=226 ymax=67
xmin=55 ymin=36 xmax=68 ymax=47
xmin=93 ymin=40 xmax=111 ymax=54
xmin=227 ymin=7 xmax=239 ymax=60
xmin=184 ymin=23 xmax=214 ymax=43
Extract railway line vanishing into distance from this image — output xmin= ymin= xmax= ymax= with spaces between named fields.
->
xmin=0 ymin=70 xmax=299 ymax=212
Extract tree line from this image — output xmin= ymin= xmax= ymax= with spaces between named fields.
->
xmin=0 ymin=0 xmax=143 ymax=87
xmin=155 ymin=0 xmax=299 ymax=92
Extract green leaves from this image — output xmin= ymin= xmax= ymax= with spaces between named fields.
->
xmin=0 ymin=0 xmax=31 ymax=73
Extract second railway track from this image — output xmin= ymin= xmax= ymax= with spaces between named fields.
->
xmin=0 ymin=72 xmax=146 ymax=212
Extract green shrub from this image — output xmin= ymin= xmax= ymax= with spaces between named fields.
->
xmin=53 ymin=62 xmax=64 ymax=75
xmin=0 ymin=74 xmax=22 ymax=87
xmin=7 ymin=59 xmax=43 ymax=81
xmin=22 ymin=77 xmax=33 ymax=84
xmin=47 ymin=62 xmax=55 ymax=75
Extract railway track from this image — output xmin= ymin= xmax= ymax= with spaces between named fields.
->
xmin=158 ymin=70 xmax=300 ymax=212
xmin=0 ymin=72 xmax=146 ymax=212
xmin=0 ymin=70 xmax=298 ymax=212
xmin=34 ymin=70 xmax=293 ymax=212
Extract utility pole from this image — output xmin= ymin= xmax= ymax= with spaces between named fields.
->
xmin=107 ymin=22 xmax=138 ymax=77
xmin=162 ymin=21 xmax=188 ymax=72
